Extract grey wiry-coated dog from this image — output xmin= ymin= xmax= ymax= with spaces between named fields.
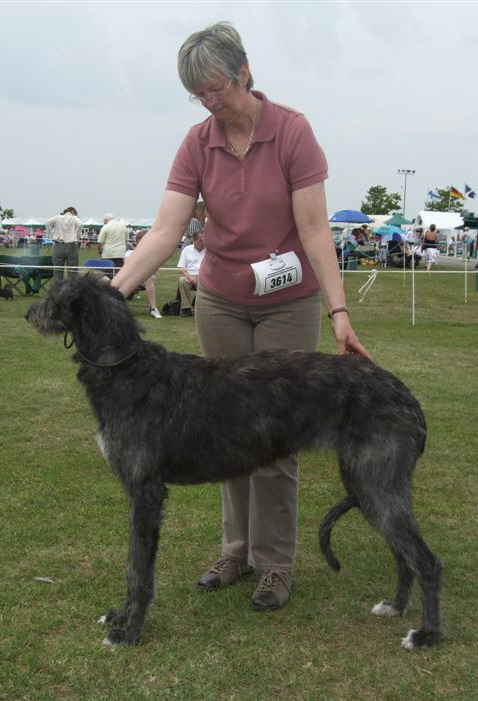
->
xmin=26 ymin=274 xmax=442 ymax=649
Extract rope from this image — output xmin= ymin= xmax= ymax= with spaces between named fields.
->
xmin=358 ymin=269 xmax=378 ymax=303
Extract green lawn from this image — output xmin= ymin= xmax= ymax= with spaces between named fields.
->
xmin=0 ymin=249 xmax=477 ymax=700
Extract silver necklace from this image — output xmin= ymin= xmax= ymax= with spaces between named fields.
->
xmin=227 ymin=98 xmax=258 ymax=158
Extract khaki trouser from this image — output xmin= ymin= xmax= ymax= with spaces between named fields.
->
xmin=195 ymin=285 xmax=321 ymax=571
xmin=52 ymin=242 xmax=79 ymax=282
xmin=178 ymin=275 xmax=197 ymax=310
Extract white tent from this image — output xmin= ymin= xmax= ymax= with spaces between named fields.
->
xmin=82 ymin=217 xmax=103 ymax=227
xmin=1 ymin=217 xmax=22 ymax=227
xmin=415 ymin=211 xmax=464 ymax=240
xmin=370 ymin=214 xmax=393 ymax=229
xmin=129 ymin=218 xmax=154 ymax=228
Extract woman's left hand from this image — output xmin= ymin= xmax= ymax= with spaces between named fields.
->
xmin=331 ymin=313 xmax=371 ymax=359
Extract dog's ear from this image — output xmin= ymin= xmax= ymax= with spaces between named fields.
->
xmin=71 ymin=274 xmax=142 ymax=347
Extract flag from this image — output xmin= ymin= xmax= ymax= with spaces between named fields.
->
xmin=450 ymin=186 xmax=465 ymax=200
xmin=465 ymin=184 xmax=476 ymax=199
xmin=427 ymin=190 xmax=441 ymax=200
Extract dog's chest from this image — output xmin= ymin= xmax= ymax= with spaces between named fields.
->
xmin=96 ymin=431 xmax=110 ymax=462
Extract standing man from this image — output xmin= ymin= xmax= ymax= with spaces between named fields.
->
xmin=46 ymin=206 xmax=82 ymax=282
xmin=97 ymin=213 xmax=129 ymax=271
xmin=177 ymin=229 xmax=205 ymax=317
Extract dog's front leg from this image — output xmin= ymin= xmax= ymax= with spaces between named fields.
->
xmin=104 ymin=480 xmax=168 ymax=645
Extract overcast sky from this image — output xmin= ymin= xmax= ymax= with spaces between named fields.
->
xmin=1 ymin=0 xmax=477 ymax=222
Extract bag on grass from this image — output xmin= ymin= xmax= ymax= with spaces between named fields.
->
xmin=161 ymin=299 xmax=181 ymax=316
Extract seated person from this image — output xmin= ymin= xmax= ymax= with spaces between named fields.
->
xmin=125 ymin=230 xmax=162 ymax=319
xmin=176 ymin=230 xmax=205 ymax=317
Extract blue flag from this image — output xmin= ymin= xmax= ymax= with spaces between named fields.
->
xmin=427 ymin=190 xmax=441 ymax=200
xmin=465 ymin=184 xmax=476 ymax=199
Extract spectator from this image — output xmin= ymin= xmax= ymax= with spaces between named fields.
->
xmin=97 ymin=214 xmax=128 ymax=272
xmin=124 ymin=230 xmax=162 ymax=319
xmin=378 ymin=234 xmax=388 ymax=267
xmin=181 ymin=201 xmax=207 ymax=249
xmin=463 ymin=228 xmax=475 ymax=260
xmin=422 ymin=224 xmax=439 ymax=271
xmin=447 ymin=235 xmax=457 ymax=256
xmin=177 ymin=230 xmax=205 ymax=316
xmin=45 ymin=206 xmax=82 ymax=282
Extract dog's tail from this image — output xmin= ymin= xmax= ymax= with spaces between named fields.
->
xmin=319 ymin=495 xmax=360 ymax=571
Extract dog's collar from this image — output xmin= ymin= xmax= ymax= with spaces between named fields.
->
xmin=63 ymin=332 xmax=140 ymax=368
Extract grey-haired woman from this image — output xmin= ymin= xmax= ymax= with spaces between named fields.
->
xmin=112 ymin=22 xmax=369 ymax=612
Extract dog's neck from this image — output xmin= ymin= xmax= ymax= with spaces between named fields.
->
xmin=64 ymin=333 xmax=140 ymax=368
xmin=75 ymin=346 xmax=140 ymax=368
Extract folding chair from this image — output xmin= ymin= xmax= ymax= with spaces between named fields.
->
xmin=0 ymin=254 xmax=54 ymax=296
xmin=84 ymin=259 xmax=116 ymax=279
xmin=26 ymin=255 xmax=54 ymax=294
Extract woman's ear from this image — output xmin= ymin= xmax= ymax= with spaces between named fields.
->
xmin=238 ymin=64 xmax=250 ymax=88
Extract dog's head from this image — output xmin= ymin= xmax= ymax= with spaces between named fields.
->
xmin=26 ymin=274 xmax=142 ymax=364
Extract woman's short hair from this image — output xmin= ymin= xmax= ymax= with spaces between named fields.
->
xmin=178 ymin=21 xmax=253 ymax=93
xmin=135 ymin=229 xmax=148 ymax=244
xmin=61 ymin=207 xmax=78 ymax=216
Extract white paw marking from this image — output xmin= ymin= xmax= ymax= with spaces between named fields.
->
xmin=102 ymin=637 xmax=115 ymax=647
xmin=371 ymin=600 xmax=400 ymax=617
xmin=97 ymin=615 xmax=107 ymax=625
xmin=401 ymin=629 xmax=417 ymax=650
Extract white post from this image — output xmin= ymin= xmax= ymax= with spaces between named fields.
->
xmin=411 ymin=244 xmax=416 ymax=326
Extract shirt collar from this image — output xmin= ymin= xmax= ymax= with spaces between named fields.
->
xmin=208 ymin=90 xmax=275 ymax=149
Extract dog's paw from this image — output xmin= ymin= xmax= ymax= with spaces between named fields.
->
xmin=401 ymin=629 xmax=418 ymax=650
xmin=401 ymin=628 xmax=441 ymax=650
xmin=371 ymin=600 xmax=401 ymax=617
xmin=103 ymin=627 xmax=127 ymax=646
xmin=98 ymin=609 xmax=128 ymax=627
xmin=102 ymin=627 xmax=140 ymax=646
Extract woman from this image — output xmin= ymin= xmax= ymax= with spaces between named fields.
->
xmin=422 ymin=223 xmax=439 ymax=271
xmin=45 ymin=206 xmax=82 ymax=281
xmin=112 ymin=22 xmax=369 ymax=612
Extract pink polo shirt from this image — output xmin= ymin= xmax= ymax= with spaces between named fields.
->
xmin=166 ymin=91 xmax=328 ymax=305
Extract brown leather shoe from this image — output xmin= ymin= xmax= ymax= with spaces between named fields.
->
xmin=197 ymin=558 xmax=253 ymax=590
xmin=251 ymin=570 xmax=291 ymax=611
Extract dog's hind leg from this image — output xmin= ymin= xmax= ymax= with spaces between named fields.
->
xmin=398 ymin=534 xmax=442 ymax=650
xmin=339 ymin=440 xmax=442 ymax=649
xmin=103 ymin=479 xmax=168 ymax=645
xmin=371 ymin=549 xmax=414 ymax=617
xmin=361 ymin=494 xmax=442 ymax=649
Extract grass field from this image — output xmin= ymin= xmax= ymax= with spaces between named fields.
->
xmin=0 ymin=249 xmax=477 ymax=700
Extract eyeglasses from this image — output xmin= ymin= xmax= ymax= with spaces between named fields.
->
xmin=189 ymin=78 xmax=233 ymax=105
